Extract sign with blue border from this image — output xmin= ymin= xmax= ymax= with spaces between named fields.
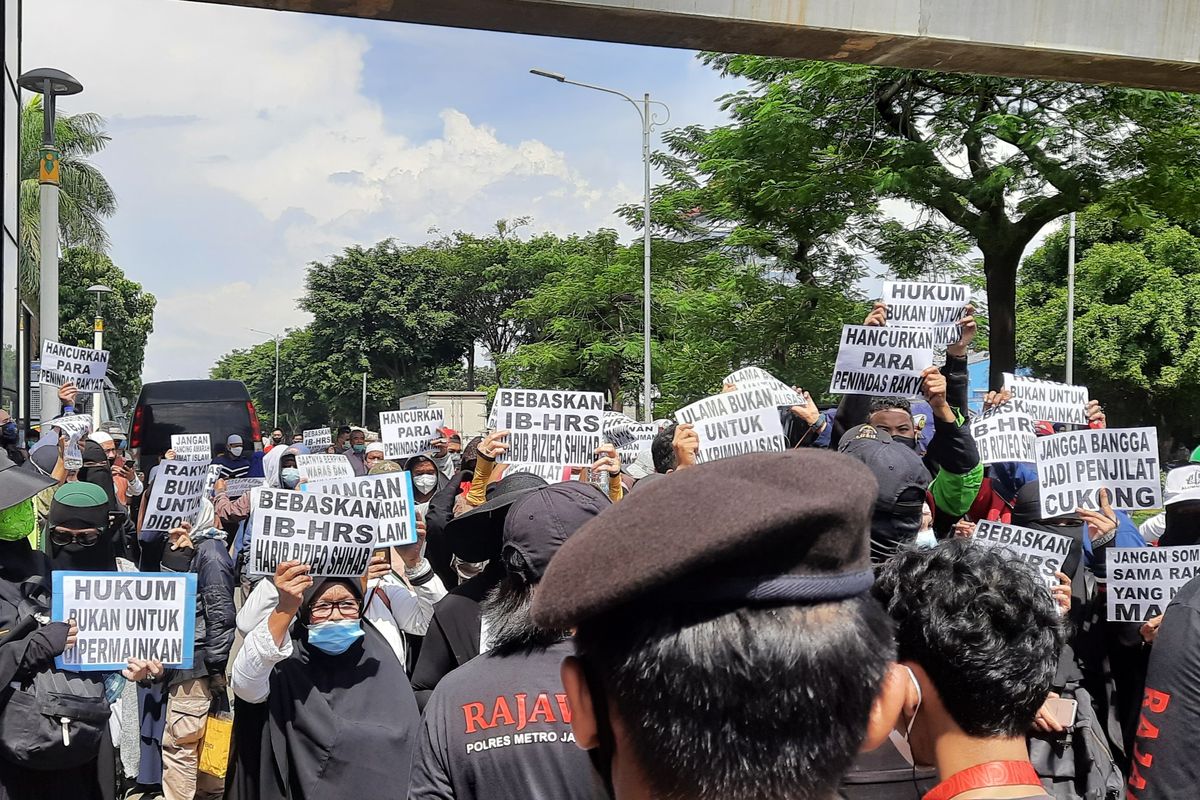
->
xmin=52 ymin=571 xmax=196 ymax=672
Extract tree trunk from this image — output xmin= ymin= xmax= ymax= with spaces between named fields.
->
xmin=466 ymin=345 xmax=475 ymax=391
xmin=609 ymin=368 xmax=623 ymax=413
xmin=984 ymin=247 xmax=1021 ymax=390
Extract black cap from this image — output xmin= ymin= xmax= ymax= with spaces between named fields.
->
xmin=0 ymin=450 xmax=56 ymax=510
xmin=837 ymin=425 xmax=929 ymax=515
xmin=503 ymin=482 xmax=610 ymax=582
xmin=445 ymin=471 xmax=549 ymax=561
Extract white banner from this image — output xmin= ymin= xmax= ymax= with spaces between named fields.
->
xmin=828 ymin=325 xmax=934 ymax=398
xmin=171 ymin=433 xmax=211 ymax=463
xmin=723 ymin=367 xmax=806 ymax=407
xmin=675 ymin=389 xmax=787 ymax=464
xmin=308 ymin=472 xmax=419 ymax=547
xmin=296 ymin=454 xmax=356 ymax=483
xmin=224 ymin=477 xmax=265 ymax=499
xmin=1002 ymin=373 xmax=1089 ymax=426
xmin=43 ymin=415 xmax=93 ymax=439
xmin=1035 ymin=427 xmax=1161 ymax=518
xmin=39 ymin=341 xmax=110 ymax=392
xmin=54 ymin=572 xmax=197 ymax=672
xmin=143 ymin=460 xmax=210 ymax=532
xmin=973 ymin=521 xmax=1074 ymax=587
xmin=603 ymin=421 xmax=661 ymax=465
xmin=248 ymin=488 xmax=378 ymax=577
xmin=501 ymin=462 xmax=572 ymax=484
xmin=882 ymin=280 xmax=969 ymax=346
xmin=379 ymin=408 xmax=444 ymax=461
xmin=970 ymin=407 xmax=1037 ymax=465
xmin=491 ymin=389 xmax=604 ymax=467
xmin=303 ymin=428 xmax=333 ymax=449
xmin=1108 ymin=546 xmax=1200 ymax=622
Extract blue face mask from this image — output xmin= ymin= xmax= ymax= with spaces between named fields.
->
xmin=306 ymin=619 xmax=364 ymax=655
xmin=280 ymin=467 xmax=301 ymax=488
xmin=352 ymin=443 xmax=366 ymax=454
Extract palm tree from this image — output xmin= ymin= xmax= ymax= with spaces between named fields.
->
xmin=19 ymin=96 xmax=116 ymax=299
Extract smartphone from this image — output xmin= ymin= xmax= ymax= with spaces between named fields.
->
xmin=1045 ymin=697 xmax=1078 ymax=729
xmin=113 ymin=455 xmax=126 ymax=470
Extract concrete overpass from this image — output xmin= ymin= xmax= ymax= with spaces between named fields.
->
xmin=192 ymin=0 xmax=1200 ymax=91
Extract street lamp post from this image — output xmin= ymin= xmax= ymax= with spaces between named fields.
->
xmin=248 ymin=328 xmax=280 ymax=431
xmin=87 ymin=284 xmax=112 ymax=428
xmin=530 ymin=69 xmax=669 ymax=422
xmin=18 ymin=68 xmax=83 ymax=427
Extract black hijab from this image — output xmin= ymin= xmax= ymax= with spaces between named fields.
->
xmin=261 ymin=578 xmax=420 ymax=800
xmin=1160 ymin=500 xmax=1200 ymax=547
xmin=77 ymin=441 xmax=119 ymax=514
xmin=1011 ymin=481 xmax=1085 ymax=582
xmin=46 ymin=483 xmax=117 ymax=573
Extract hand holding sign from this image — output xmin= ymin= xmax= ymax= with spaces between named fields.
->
xmin=983 ymin=388 xmax=1013 ymax=413
xmin=479 ymin=430 xmax=511 ymax=460
xmin=1051 ymin=572 xmax=1072 ymax=617
xmin=1086 ymin=399 xmax=1107 ymax=429
xmin=591 ymin=443 xmax=621 ymax=480
xmin=122 ymin=658 xmax=164 ymax=683
xmin=274 ymin=561 xmax=312 ymax=615
xmin=395 ymin=514 xmax=428 ymax=571
xmin=672 ymin=423 xmax=699 ymax=471
xmin=946 ymin=304 xmax=977 ymax=357
xmin=58 ymin=382 xmax=78 ymax=408
xmin=864 ymin=302 xmax=887 ymax=327
xmin=788 ymin=389 xmax=820 ymax=426
xmin=921 ymin=366 xmax=954 ymax=421
xmin=1076 ymin=488 xmax=1118 ymax=543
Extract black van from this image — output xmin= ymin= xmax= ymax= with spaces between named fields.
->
xmin=130 ymin=380 xmax=262 ymax=472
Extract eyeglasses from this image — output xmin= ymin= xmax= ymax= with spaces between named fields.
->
xmin=309 ymin=599 xmax=362 ymax=622
xmin=49 ymin=527 xmax=102 ymax=547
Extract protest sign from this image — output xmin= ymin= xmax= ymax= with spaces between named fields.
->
xmin=1002 ymin=373 xmax=1089 ymax=426
xmin=248 ymin=487 xmax=378 ymax=578
xmin=1107 ymin=545 xmax=1200 ymax=622
xmin=43 ymin=414 xmax=93 ymax=440
xmin=39 ymin=340 xmax=110 ymax=392
xmin=973 ymin=521 xmax=1074 ymax=587
xmin=829 ymin=325 xmax=934 ymax=398
xmin=379 ymin=408 xmax=444 ymax=460
xmin=308 ymin=472 xmax=418 ymax=547
xmin=53 ymin=572 xmax=196 ymax=671
xmin=676 ymin=389 xmax=787 ymax=464
xmin=724 ymin=367 xmax=806 ymax=407
xmin=604 ymin=421 xmax=661 ymax=465
xmin=296 ymin=454 xmax=356 ymax=483
xmin=969 ymin=407 xmax=1036 ymax=465
xmin=303 ymin=428 xmax=333 ymax=449
xmin=1035 ymin=427 xmax=1161 ymax=518
xmin=171 ymin=434 xmax=211 ymax=463
xmin=204 ymin=464 xmax=222 ymax=498
xmin=882 ymin=280 xmax=969 ymax=346
xmin=502 ymin=462 xmax=572 ymax=484
xmin=224 ymin=477 xmax=265 ymax=499
xmin=491 ymin=389 xmax=603 ymax=467
xmin=143 ymin=460 xmax=209 ymax=532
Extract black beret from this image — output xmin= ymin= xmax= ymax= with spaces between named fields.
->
xmin=532 ymin=449 xmax=879 ymax=629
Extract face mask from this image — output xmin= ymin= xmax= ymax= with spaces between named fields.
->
xmin=272 ymin=435 xmax=283 ymax=444
xmin=895 ymin=435 xmax=919 ymax=451
xmin=0 ymin=499 xmax=34 ymax=542
xmin=413 ymin=474 xmax=437 ymax=494
xmin=890 ymin=665 xmax=924 ymax=766
xmin=450 ymin=454 xmax=462 ymax=470
xmin=0 ymin=422 xmax=17 ymax=443
xmin=229 ymin=446 xmax=243 ymax=457
xmin=352 ymin=443 xmax=366 ymax=454
xmin=306 ymin=619 xmax=364 ymax=655
xmin=280 ymin=467 xmax=301 ymax=489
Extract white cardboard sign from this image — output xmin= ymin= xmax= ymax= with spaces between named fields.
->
xmin=143 ymin=460 xmax=210 ymax=532
xmin=970 ymin=407 xmax=1037 ymax=465
xmin=491 ymin=389 xmax=604 ymax=467
xmin=303 ymin=428 xmax=333 ymax=449
xmin=1108 ymin=546 xmax=1200 ymax=622
xmin=1035 ymin=427 xmax=1161 ymax=518
xmin=308 ymin=472 xmax=419 ymax=547
xmin=973 ymin=521 xmax=1074 ymax=587
xmin=171 ymin=434 xmax=211 ymax=463
xmin=829 ymin=325 xmax=934 ymax=398
xmin=247 ymin=488 xmax=378 ymax=578
xmin=296 ymin=454 xmax=356 ymax=483
xmin=39 ymin=341 xmax=110 ymax=392
xmin=224 ymin=477 xmax=265 ymax=499
xmin=882 ymin=280 xmax=969 ymax=346
xmin=1002 ymin=373 xmax=1089 ymax=426
xmin=723 ymin=367 xmax=806 ymax=407
xmin=501 ymin=462 xmax=572 ymax=484
xmin=379 ymin=408 xmax=444 ymax=460
xmin=54 ymin=572 xmax=197 ymax=672
xmin=675 ymin=389 xmax=787 ymax=464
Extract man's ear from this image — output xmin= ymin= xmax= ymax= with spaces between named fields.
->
xmin=861 ymin=662 xmax=911 ymax=752
xmin=561 ymin=656 xmax=599 ymax=750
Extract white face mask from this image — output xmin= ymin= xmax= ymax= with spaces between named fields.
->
xmin=229 ymin=446 xmax=243 ymax=457
xmin=890 ymin=665 xmax=924 ymax=766
xmin=413 ymin=474 xmax=438 ymax=494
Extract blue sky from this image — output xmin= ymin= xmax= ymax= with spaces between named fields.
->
xmin=25 ymin=0 xmax=745 ymax=381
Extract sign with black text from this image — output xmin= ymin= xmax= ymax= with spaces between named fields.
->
xmin=970 ymin=407 xmax=1036 ymax=465
xmin=248 ymin=488 xmax=378 ymax=578
xmin=379 ymin=408 xmax=444 ymax=460
xmin=501 ymin=462 xmax=572 ymax=484
xmin=53 ymin=572 xmax=196 ymax=671
xmin=1108 ymin=546 xmax=1200 ymax=622
xmin=973 ymin=521 xmax=1074 ymax=587
xmin=296 ymin=454 xmax=356 ymax=483
xmin=676 ymin=389 xmax=787 ymax=464
xmin=829 ymin=325 xmax=934 ymax=398
xmin=308 ymin=472 xmax=419 ymax=547
xmin=491 ymin=389 xmax=603 ymax=467
xmin=171 ymin=434 xmax=211 ymax=463
xmin=882 ymin=280 xmax=969 ymax=346
xmin=143 ymin=460 xmax=210 ymax=532
xmin=39 ymin=341 xmax=110 ymax=392
xmin=1036 ymin=427 xmax=1161 ymax=518
xmin=723 ymin=367 xmax=806 ymax=407
xmin=603 ymin=420 xmax=661 ymax=465
xmin=224 ymin=477 xmax=265 ymax=499
xmin=1002 ymin=373 xmax=1089 ymax=426
xmin=303 ymin=428 xmax=333 ymax=449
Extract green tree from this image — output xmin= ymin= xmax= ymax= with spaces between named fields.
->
xmin=58 ymin=247 xmax=155 ymax=398
xmin=1017 ymin=210 xmax=1200 ymax=451
xmin=656 ymin=56 xmax=1200 ymax=386
xmin=20 ymin=97 xmax=117 ymax=299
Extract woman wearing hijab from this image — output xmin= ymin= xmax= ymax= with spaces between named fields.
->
xmin=404 ymin=454 xmax=446 ymax=516
xmin=228 ymin=561 xmax=422 ymax=800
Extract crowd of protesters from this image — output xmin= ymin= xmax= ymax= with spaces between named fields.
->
xmin=0 ymin=297 xmax=1194 ymax=800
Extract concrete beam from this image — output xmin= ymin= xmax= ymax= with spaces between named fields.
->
xmin=189 ymin=0 xmax=1200 ymax=92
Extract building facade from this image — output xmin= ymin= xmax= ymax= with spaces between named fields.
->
xmin=2 ymin=1 xmax=26 ymax=429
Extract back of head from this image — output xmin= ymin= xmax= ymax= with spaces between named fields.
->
xmin=872 ymin=539 xmax=1064 ymax=737
xmin=650 ymin=423 xmax=677 ymax=474
xmin=838 ymin=425 xmax=929 ymax=563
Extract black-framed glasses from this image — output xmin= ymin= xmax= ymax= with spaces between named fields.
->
xmin=49 ymin=527 xmax=102 ymax=547
xmin=309 ymin=600 xmax=362 ymax=622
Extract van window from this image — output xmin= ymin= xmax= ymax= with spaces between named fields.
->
xmin=140 ymin=401 xmax=252 ymax=457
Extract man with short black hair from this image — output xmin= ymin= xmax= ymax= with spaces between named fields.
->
xmin=873 ymin=539 xmax=1063 ymax=799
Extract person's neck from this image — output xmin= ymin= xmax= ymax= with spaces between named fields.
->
xmin=933 ymin=731 xmax=1040 ymax=799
